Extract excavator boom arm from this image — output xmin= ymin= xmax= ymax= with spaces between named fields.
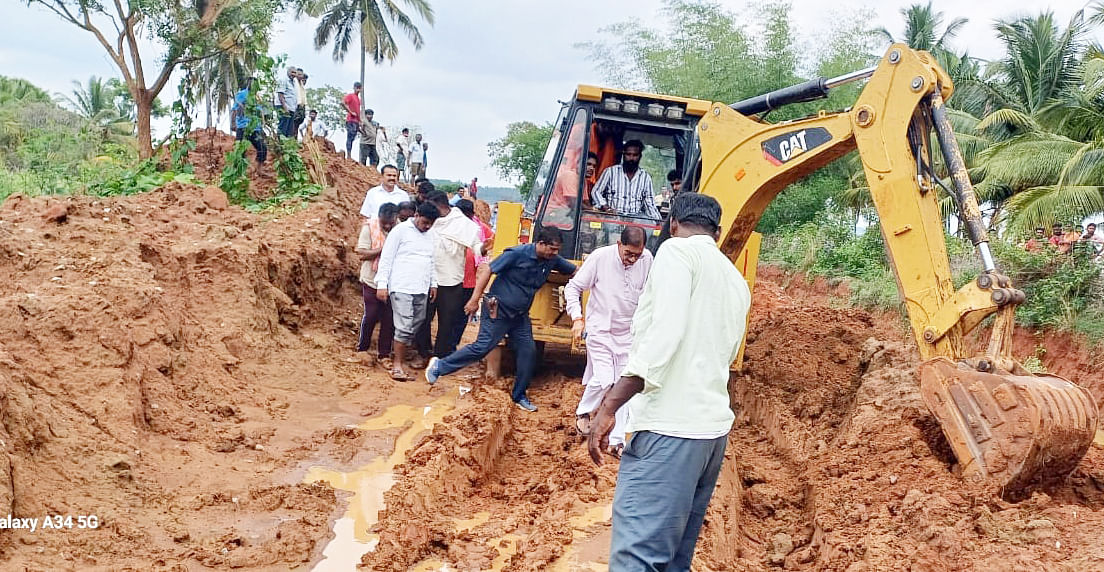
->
xmin=694 ymin=44 xmax=1097 ymax=495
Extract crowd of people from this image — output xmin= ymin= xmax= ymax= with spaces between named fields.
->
xmin=341 ymin=82 xmax=430 ymax=180
xmin=227 ymin=71 xmax=429 ymax=179
xmin=354 ymin=178 xmax=754 ymax=566
xmin=1023 ymin=222 xmax=1104 ymax=261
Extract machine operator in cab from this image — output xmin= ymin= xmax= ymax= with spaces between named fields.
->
xmin=591 ymin=139 xmax=661 ymax=220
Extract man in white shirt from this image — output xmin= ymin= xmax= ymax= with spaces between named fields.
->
xmin=395 ymin=128 xmax=411 ymax=182
xmin=375 ymin=203 xmax=441 ymax=381
xmin=591 ymin=139 xmax=661 ymax=220
xmin=408 ymin=133 xmax=426 ymax=180
xmin=360 ymin=165 xmax=411 ymax=219
xmin=274 ymin=65 xmax=298 ymax=138
xmin=588 ymin=193 xmax=752 ymax=570
xmin=414 ymin=189 xmax=485 ymax=361
xmin=566 ymin=226 xmax=653 ymax=452
xmin=299 ymin=110 xmax=330 ymax=139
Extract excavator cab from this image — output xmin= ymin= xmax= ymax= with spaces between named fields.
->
xmin=498 ymin=87 xmax=759 ymax=350
xmin=521 ymin=87 xmax=705 ymax=259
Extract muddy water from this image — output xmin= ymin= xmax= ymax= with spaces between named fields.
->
xmin=306 ymin=394 xmax=458 ymax=571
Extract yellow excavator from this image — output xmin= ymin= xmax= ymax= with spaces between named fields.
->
xmin=490 ymin=44 xmax=1097 ymax=495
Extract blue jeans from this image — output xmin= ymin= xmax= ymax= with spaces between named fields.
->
xmin=435 ymin=297 xmax=536 ymax=402
xmin=346 ymin=121 xmax=359 ymax=156
xmin=610 ymin=431 xmax=728 ymax=571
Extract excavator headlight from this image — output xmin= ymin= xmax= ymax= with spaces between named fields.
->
xmin=602 ymin=97 xmax=622 ymax=112
xmin=622 ymin=99 xmax=641 ymax=114
xmin=646 ymin=103 xmax=665 ymax=117
xmin=666 ymin=106 xmax=684 ymax=120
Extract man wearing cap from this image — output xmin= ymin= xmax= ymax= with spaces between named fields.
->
xmin=344 ymin=82 xmax=362 ymax=157
xmin=588 ymin=193 xmax=752 ymax=570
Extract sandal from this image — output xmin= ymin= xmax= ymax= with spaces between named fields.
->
xmin=378 ymin=356 xmax=393 ymax=370
xmin=390 ymin=368 xmax=412 ymax=382
xmin=575 ymin=414 xmax=591 ymax=436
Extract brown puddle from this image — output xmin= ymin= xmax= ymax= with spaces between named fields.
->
xmin=306 ymin=393 xmax=459 ymax=571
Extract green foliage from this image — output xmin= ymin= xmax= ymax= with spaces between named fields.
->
xmin=758 ymin=170 xmax=850 ymax=233
xmin=306 ymin=85 xmax=348 ymax=133
xmin=220 ymin=142 xmax=252 ymax=204
xmin=487 ymin=121 xmax=554 ymax=198
xmin=87 ymin=159 xmax=196 ymax=196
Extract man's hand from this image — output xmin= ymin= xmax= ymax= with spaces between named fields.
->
xmin=587 ymin=406 xmax=616 ymax=466
xmin=572 ymin=319 xmax=585 ymax=343
xmin=482 ymin=237 xmax=495 ymax=254
xmin=429 ymin=287 xmax=438 ymax=302
xmin=376 ymin=288 xmax=388 ymax=302
xmin=464 ymin=297 xmax=479 ymax=316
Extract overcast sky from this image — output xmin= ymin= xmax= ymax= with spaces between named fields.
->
xmin=1 ymin=0 xmax=1093 ymax=187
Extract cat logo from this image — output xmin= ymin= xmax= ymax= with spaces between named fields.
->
xmin=761 ymin=127 xmax=833 ymax=166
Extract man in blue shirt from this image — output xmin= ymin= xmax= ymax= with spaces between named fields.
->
xmin=230 ymin=78 xmax=267 ymax=165
xmin=425 ymin=227 xmax=576 ymax=411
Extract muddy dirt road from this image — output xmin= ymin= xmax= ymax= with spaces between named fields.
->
xmin=2 ymin=130 xmax=1104 ymax=570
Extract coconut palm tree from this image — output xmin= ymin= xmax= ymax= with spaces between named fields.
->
xmin=63 ymin=76 xmax=134 ymax=144
xmin=876 ymin=2 xmax=967 ymax=54
xmin=299 ymin=0 xmax=434 ymax=117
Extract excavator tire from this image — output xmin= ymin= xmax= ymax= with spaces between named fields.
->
xmin=919 ymin=357 xmax=1098 ymax=496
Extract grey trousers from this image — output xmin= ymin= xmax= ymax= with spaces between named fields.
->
xmin=609 ymin=430 xmax=728 ymax=572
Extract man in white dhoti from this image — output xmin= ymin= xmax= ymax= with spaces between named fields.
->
xmin=566 ymin=226 xmax=653 ymax=455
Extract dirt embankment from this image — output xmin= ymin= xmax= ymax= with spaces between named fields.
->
xmin=362 ymin=268 xmax=1104 ymax=571
xmin=0 ymin=129 xmax=401 ymax=569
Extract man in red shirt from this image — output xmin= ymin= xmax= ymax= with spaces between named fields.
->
xmin=469 ymin=177 xmax=478 ymax=199
xmin=1023 ymin=227 xmax=1046 ymax=252
xmin=343 ymin=82 xmax=362 ymax=158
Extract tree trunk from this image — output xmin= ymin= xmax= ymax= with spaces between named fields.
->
xmin=205 ymin=89 xmax=213 ymax=129
xmin=137 ymin=92 xmax=154 ymax=160
xmin=359 ymin=40 xmax=366 ymax=116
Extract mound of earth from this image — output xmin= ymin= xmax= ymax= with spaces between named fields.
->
xmin=0 ymin=130 xmax=422 ymax=569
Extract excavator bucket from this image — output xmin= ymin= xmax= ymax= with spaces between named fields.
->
xmin=919 ymin=357 xmax=1098 ymax=494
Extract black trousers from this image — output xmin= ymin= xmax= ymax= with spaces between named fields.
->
xmin=235 ymin=127 xmax=267 ymax=164
xmin=415 ymin=284 xmax=467 ymax=358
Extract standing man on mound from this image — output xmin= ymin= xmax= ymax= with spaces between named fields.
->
xmin=588 ymin=193 xmax=751 ymax=570
xmin=424 ymin=227 xmax=575 ymax=412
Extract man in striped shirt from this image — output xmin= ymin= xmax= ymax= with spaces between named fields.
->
xmin=591 ymin=139 xmax=661 ymax=220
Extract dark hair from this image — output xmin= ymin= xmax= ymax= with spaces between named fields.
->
xmin=380 ymin=164 xmax=399 ymax=175
xmin=417 ymin=180 xmax=437 ymax=197
xmin=457 ymin=199 xmax=475 ymax=218
xmin=1035 ymin=227 xmax=1046 ymax=231
xmin=536 ymin=226 xmax=563 ymax=246
xmin=365 ymin=108 xmax=374 ymax=115
xmin=378 ymin=202 xmax=399 ymax=219
xmin=416 ymin=203 xmax=441 ymax=221
xmin=667 ymin=169 xmax=682 ymax=182
xmin=402 ymin=127 xmax=409 ymax=133
xmin=587 ymin=151 xmax=599 ymax=162
xmin=425 ymin=190 xmax=449 ymax=207
xmin=309 ymin=109 xmax=318 ymax=114
xmin=623 ymin=139 xmax=645 ymax=153
xmin=354 ymin=81 xmax=362 ymax=88
xmin=620 ymin=226 xmax=647 ymax=247
xmin=398 ymin=201 xmax=417 ymax=212
xmin=670 ymin=193 xmax=721 ymax=233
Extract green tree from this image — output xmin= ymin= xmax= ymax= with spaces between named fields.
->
xmin=306 ymin=85 xmax=348 ymax=133
xmin=63 ymin=76 xmax=134 ymax=143
xmin=487 ymin=121 xmax=553 ymax=197
xmin=25 ymin=0 xmax=279 ymax=158
xmin=0 ymin=77 xmax=52 ymax=106
xmin=298 ymin=0 xmax=433 ymax=118
xmin=875 ymin=1 xmax=967 ymax=53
